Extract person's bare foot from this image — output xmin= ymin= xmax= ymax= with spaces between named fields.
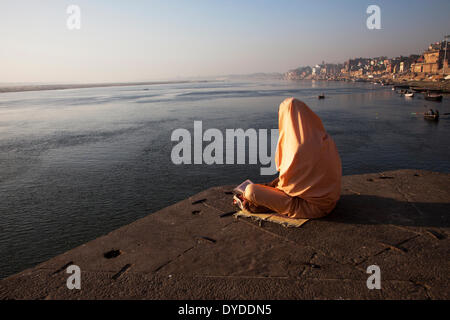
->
xmin=243 ymin=200 xmax=271 ymax=213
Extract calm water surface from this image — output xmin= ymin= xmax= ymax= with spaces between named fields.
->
xmin=0 ymin=80 xmax=449 ymax=278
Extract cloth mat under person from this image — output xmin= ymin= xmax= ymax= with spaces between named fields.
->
xmin=234 ymin=210 xmax=309 ymax=228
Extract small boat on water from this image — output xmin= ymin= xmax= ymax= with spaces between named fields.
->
xmin=424 ymin=93 xmax=443 ymax=102
xmin=318 ymin=94 xmax=325 ymax=99
xmin=424 ymin=109 xmax=439 ymax=121
xmin=404 ymin=92 xmax=414 ymax=97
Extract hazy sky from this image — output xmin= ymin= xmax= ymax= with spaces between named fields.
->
xmin=1 ymin=0 xmax=449 ymax=83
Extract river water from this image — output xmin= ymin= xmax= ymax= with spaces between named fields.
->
xmin=0 ymin=79 xmax=449 ymax=278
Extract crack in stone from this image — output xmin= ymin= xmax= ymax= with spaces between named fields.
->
xmin=389 ymin=224 xmax=422 ymax=236
xmin=394 ymin=183 xmax=426 ymax=217
xmin=202 ymin=201 xmax=227 ymax=214
xmin=153 ymin=246 xmax=195 ymax=273
xmin=377 ymin=242 xmax=408 ymax=254
xmin=52 ymin=261 xmax=74 ymax=275
xmin=111 ymin=264 xmax=132 ymax=280
xmin=426 ymin=229 xmax=446 ymax=240
xmin=191 ymin=198 xmax=207 ymax=205
xmin=409 ymin=280 xmax=433 ymax=300
xmin=357 ymin=234 xmax=420 ymax=265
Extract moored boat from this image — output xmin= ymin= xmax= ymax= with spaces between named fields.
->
xmin=424 ymin=93 xmax=443 ymax=102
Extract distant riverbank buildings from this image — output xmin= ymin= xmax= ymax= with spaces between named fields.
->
xmin=410 ymin=41 xmax=449 ymax=76
xmin=285 ymin=40 xmax=449 ymax=81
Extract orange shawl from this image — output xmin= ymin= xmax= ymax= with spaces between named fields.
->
xmin=275 ymin=98 xmax=342 ymax=213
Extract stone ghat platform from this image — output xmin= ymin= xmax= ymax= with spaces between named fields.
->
xmin=0 ymin=170 xmax=449 ymax=300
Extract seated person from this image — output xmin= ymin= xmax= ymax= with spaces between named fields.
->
xmin=243 ymin=98 xmax=342 ymax=219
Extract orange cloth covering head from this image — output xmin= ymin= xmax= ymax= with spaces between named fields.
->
xmin=275 ymin=98 xmax=342 ymax=213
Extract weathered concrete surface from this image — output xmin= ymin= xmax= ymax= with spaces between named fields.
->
xmin=0 ymin=169 xmax=449 ymax=300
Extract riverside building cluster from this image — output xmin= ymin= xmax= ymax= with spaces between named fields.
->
xmin=285 ymin=39 xmax=450 ymax=83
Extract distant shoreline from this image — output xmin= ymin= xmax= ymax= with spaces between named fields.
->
xmin=2 ymin=78 xmax=449 ymax=94
xmin=0 ymin=80 xmax=213 ymax=94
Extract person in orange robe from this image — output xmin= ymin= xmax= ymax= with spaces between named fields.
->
xmin=243 ymin=97 xmax=342 ymax=219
